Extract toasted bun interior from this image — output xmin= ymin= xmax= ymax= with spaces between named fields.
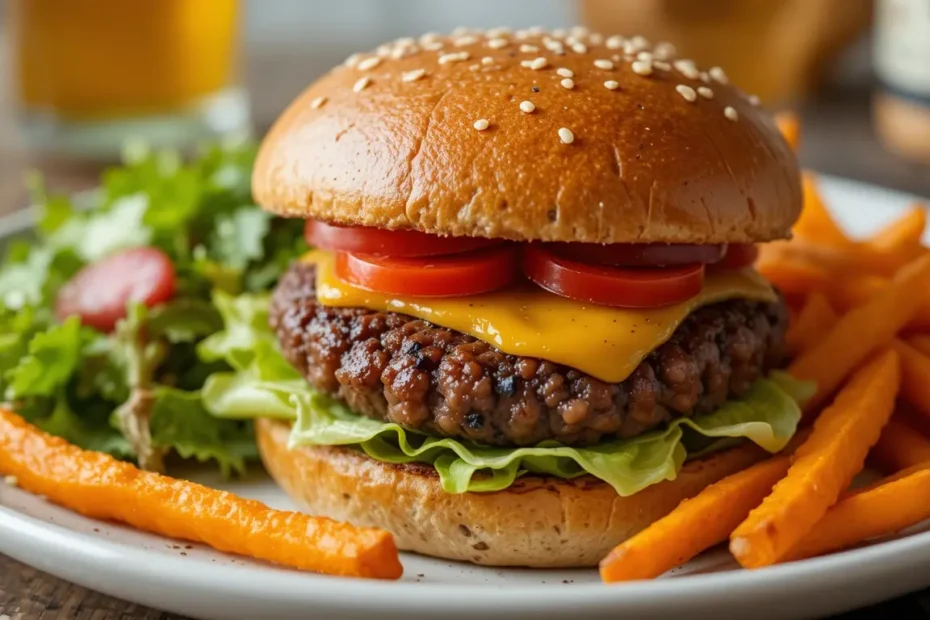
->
xmin=253 ymin=29 xmax=801 ymax=245
xmin=257 ymin=418 xmax=769 ymax=567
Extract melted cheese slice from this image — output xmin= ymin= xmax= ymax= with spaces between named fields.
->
xmin=306 ymin=251 xmax=776 ymax=383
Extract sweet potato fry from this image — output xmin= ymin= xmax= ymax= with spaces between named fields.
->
xmin=0 ymin=409 xmax=403 ymax=580
xmin=756 ymin=254 xmax=832 ymax=299
xmin=789 ymin=254 xmax=930 ymax=411
xmin=828 ymin=275 xmax=888 ymax=312
xmin=599 ymin=456 xmax=790 ymax=582
xmin=786 ymin=293 xmax=837 ymax=356
xmin=730 ymin=349 xmax=900 ymax=568
xmin=775 ymin=112 xmax=800 ymax=152
xmin=784 ymin=466 xmax=930 ymax=561
xmin=908 ymin=335 xmax=930 ymax=358
xmin=794 ymin=173 xmax=851 ymax=247
xmin=869 ymin=417 xmax=930 ymax=475
xmin=893 ymin=339 xmax=930 ymax=421
xmin=867 ymin=205 xmax=927 ymax=257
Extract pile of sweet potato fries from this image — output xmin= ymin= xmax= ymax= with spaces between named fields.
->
xmin=600 ymin=115 xmax=930 ymax=582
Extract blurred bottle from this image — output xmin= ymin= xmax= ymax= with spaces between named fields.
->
xmin=580 ymin=0 xmax=871 ymax=105
xmin=873 ymin=0 xmax=930 ymax=164
xmin=9 ymin=0 xmax=251 ymax=159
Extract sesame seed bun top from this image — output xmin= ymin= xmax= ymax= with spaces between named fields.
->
xmin=253 ymin=27 xmax=802 ymax=244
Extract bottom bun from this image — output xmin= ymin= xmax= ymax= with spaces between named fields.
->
xmin=256 ymin=418 xmax=768 ymax=568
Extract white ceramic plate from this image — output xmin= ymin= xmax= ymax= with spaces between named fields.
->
xmin=1 ymin=175 xmax=929 ymax=620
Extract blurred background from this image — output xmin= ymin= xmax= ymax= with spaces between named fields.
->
xmin=0 ymin=0 xmax=928 ymax=213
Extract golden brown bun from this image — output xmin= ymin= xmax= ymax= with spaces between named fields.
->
xmin=257 ymin=418 xmax=768 ymax=567
xmin=254 ymin=29 xmax=801 ymax=244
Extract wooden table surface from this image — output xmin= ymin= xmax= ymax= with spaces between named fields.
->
xmin=2 ymin=45 xmax=930 ymax=620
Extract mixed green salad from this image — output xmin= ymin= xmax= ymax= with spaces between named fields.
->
xmin=0 ymin=141 xmax=812 ymax=495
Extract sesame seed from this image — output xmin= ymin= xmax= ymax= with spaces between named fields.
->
xmin=486 ymin=27 xmax=511 ymax=38
xmin=487 ymin=37 xmax=509 ymax=49
xmin=528 ymin=25 xmax=544 ymax=35
xmin=636 ymin=51 xmax=654 ymax=62
xmin=571 ymin=42 xmax=588 ymax=54
xmin=4 ymin=475 xmax=17 ymax=486
xmin=560 ymin=78 xmax=575 ymax=89
xmin=653 ymin=61 xmax=671 ymax=71
xmin=543 ymin=39 xmax=565 ymax=54
xmin=344 ymin=53 xmax=363 ymax=67
xmin=604 ymin=80 xmax=620 ymax=90
xmin=589 ymin=33 xmax=604 ymax=45
xmin=709 ymin=66 xmax=729 ymax=84
xmin=676 ymin=84 xmax=697 ymax=102
xmin=309 ymin=96 xmax=328 ymax=109
xmin=748 ymin=94 xmax=761 ymax=106
xmin=558 ymin=127 xmax=575 ymax=144
xmin=420 ymin=32 xmax=441 ymax=43
xmin=455 ymin=35 xmax=479 ymax=46
xmin=451 ymin=26 xmax=470 ymax=36
xmin=674 ymin=59 xmax=700 ymax=80
xmin=353 ymin=77 xmax=371 ymax=92
xmin=422 ymin=41 xmax=444 ymax=51
xmin=624 ymin=36 xmax=649 ymax=54
xmin=697 ymin=86 xmax=714 ymax=99
xmin=481 ymin=56 xmax=494 ymax=65
xmin=556 ymin=67 xmax=574 ymax=78
xmin=612 ymin=54 xmax=622 ymax=62
xmin=653 ymin=42 xmax=676 ymax=59
xmin=395 ymin=36 xmax=416 ymax=47
xmin=551 ymin=28 xmax=568 ymax=38
xmin=570 ymin=26 xmax=590 ymax=38
xmin=527 ymin=57 xmax=548 ymax=70
xmin=469 ymin=64 xmax=480 ymax=71
xmin=519 ymin=100 xmax=536 ymax=113
xmin=700 ymin=72 xmax=711 ymax=83
xmin=724 ymin=106 xmax=739 ymax=121
xmin=631 ymin=60 xmax=653 ymax=76
xmin=357 ymin=56 xmax=381 ymax=71
xmin=515 ymin=29 xmax=530 ymax=40
xmin=474 ymin=119 xmax=490 ymax=131
xmin=439 ymin=51 xmax=470 ymax=64
xmin=520 ymin=44 xmax=540 ymax=53
xmin=402 ymin=68 xmax=427 ymax=82
xmin=594 ymin=59 xmax=614 ymax=70
xmin=391 ymin=46 xmax=418 ymax=59
xmin=606 ymin=35 xmax=625 ymax=50
xmin=376 ymin=44 xmax=392 ymax=57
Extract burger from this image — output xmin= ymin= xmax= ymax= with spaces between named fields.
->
xmin=243 ymin=27 xmax=804 ymax=568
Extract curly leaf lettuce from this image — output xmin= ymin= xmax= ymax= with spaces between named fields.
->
xmin=202 ymin=295 xmax=813 ymax=495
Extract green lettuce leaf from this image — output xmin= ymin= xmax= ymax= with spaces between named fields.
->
xmin=149 ymin=387 xmax=257 ymax=477
xmin=201 ymin=294 xmax=810 ymax=495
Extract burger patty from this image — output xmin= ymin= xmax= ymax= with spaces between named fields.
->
xmin=271 ymin=262 xmax=789 ymax=447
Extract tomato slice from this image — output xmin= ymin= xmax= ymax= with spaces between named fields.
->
xmin=713 ymin=244 xmax=759 ymax=270
xmin=55 ymin=247 xmax=176 ymax=332
xmin=547 ymin=242 xmax=727 ymax=267
xmin=306 ymin=220 xmax=500 ymax=256
xmin=335 ymin=246 xmax=519 ymax=297
xmin=523 ymin=246 xmax=705 ymax=308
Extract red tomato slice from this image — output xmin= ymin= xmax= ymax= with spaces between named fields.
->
xmin=713 ymin=244 xmax=759 ymax=270
xmin=306 ymin=220 xmax=500 ymax=256
xmin=334 ymin=246 xmax=519 ymax=297
xmin=548 ymin=242 xmax=727 ymax=267
xmin=55 ymin=247 xmax=177 ymax=332
xmin=523 ymin=246 xmax=705 ymax=308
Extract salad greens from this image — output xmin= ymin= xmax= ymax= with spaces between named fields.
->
xmin=0 ymin=140 xmax=306 ymax=475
